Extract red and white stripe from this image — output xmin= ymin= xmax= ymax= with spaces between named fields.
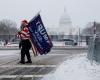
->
xmin=17 ymin=27 xmax=38 ymax=56
xmin=17 ymin=27 xmax=30 ymax=40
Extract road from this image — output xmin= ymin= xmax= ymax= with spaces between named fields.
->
xmin=0 ymin=47 xmax=87 ymax=80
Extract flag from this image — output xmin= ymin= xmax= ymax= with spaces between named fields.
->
xmin=17 ymin=27 xmax=38 ymax=56
xmin=17 ymin=27 xmax=30 ymax=40
xmin=28 ymin=14 xmax=53 ymax=55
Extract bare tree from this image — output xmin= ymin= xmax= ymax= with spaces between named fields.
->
xmin=82 ymin=22 xmax=100 ymax=36
xmin=0 ymin=19 xmax=18 ymax=41
xmin=81 ymin=22 xmax=94 ymax=36
xmin=0 ymin=19 xmax=18 ymax=35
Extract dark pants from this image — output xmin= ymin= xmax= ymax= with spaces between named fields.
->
xmin=20 ymin=39 xmax=32 ymax=62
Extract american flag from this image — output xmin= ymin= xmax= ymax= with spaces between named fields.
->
xmin=17 ymin=27 xmax=38 ymax=57
xmin=17 ymin=27 xmax=30 ymax=39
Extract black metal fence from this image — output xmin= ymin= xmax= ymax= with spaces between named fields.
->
xmin=0 ymin=34 xmax=88 ymax=44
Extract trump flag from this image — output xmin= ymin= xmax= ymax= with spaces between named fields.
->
xmin=28 ymin=14 xmax=53 ymax=55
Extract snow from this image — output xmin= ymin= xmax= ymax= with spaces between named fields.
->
xmin=0 ymin=41 xmax=87 ymax=47
xmin=0 ymin=50 xmax=20 ymax=56
xmin=52 ymin=41 xmax=65 ymax=46
xmin=4 ymin=42 xmax=19 ymax=47
xmin=42 ymin=54 xmax=100 ymax=80
xmin=0 ymin=41 xmax=4 ymax=46
xmin=52 ymin=41 xmax=87 ymax=47
xmin=78 ymin=42 xmax=87 ymax=47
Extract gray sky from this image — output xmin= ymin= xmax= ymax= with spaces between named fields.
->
xmin=0 ymin=0 xmax=100 ymax=28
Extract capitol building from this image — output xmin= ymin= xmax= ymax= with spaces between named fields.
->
xmin=47 ymin=9 xmax=77 ymax=40
xmin=59 ymin=9 xmax=73 ymax=35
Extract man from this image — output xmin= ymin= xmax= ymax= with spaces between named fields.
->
xmin=17 ymin=20 xmax=32 ymax=64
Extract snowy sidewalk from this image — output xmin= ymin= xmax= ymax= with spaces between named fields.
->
xmin=42 ymin=54 xmax=100 ymax=80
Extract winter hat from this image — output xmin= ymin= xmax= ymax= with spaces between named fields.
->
xmin=21 ymin=20 xmax=28 ymax=24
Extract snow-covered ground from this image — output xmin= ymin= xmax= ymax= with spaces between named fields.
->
xmin=42 ymin=54 xmax=100 ymax=80
xmin=0 ymin=42 xmax=19 ymax=47
xmin=0 ymin=41 xmax=87 ymax=47
xmin=0 ymin=50 xmax=20 ymax=56
xmin=52 ymin=41 xmax=65 ymax=46
xmin=53 ymin=41 xmax=87 ymax=47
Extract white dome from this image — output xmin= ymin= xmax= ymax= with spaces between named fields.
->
xmin=59 ymin=13 xmax=72 ymax=25
xmin=59 ymin=9 xmax=73 ymax=35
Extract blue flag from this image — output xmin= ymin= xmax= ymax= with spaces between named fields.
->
xmin=28 ymin=14 xmax=53 ymax=55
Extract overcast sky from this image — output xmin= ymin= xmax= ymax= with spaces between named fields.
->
xmin=0 ymin=0 xmax=100 ymax=28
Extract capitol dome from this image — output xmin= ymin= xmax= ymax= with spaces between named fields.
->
xmin=59 ymin=13 xmax=72 ymax=26
xmin=59 ymin=8 xmax=73 ymax=35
